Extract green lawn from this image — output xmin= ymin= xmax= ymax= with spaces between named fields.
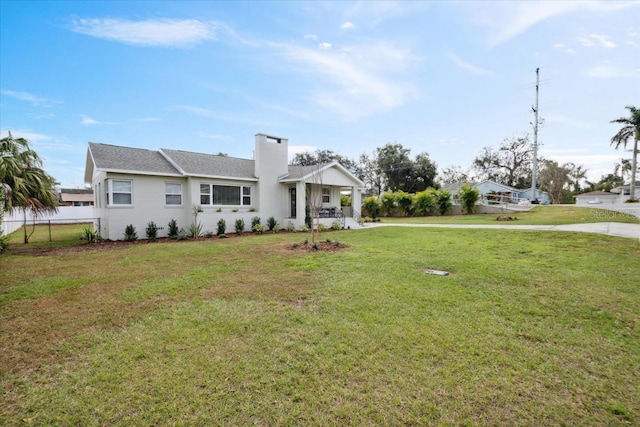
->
xmin=1 ymin=226 xmax=639 ymax=425
xmin=380 ymin=205 xmax=640 ymax=225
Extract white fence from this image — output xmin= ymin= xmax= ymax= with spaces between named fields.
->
xmin=1 ymin=206 xmax=95 ymax=236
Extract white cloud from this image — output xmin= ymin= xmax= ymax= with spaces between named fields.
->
xmin=589 ymin=34 xmax=616 ymax=48
xmin=578 ymin=34 xmax=617 ymax=48
xmin=274 ymin=40 xmax=418 ymax=120
xmin=319 ymin=42 xmax=332 ymax=50
xmin=69 ymin=18 xmax=217 ymax=47
xmin=1 ymin=89 xmax=60 ymax=106
xmin=446 ymin=52 xmax=494 ymax=76
xmin=28 ymin=113 xmax=55 ymax=119
xmin=0 ymin=129 xmax=53 ymax=142
xmin=199 ymin=132 xmax=232 ymax=141
xmin=566 ymin=48 xmax=576 ymax=54
xmin=81 ymin=114 xmax=118 ymax=125
xmin=464 ymin=1 xmax=638 ymax=46
xmin=577 ymin=37 xmax=596 ymax=47
xmin=304 ymin=34 xmax=318 ymax=41
xmin=341 ymin=21 xmax=355 ymax=30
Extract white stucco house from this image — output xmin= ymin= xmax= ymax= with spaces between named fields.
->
xmin=84 ymin=133 xmax=364 ymax=241
xmin=575 ymin=190 xmax=619 ymax=205
xmin=611 ymin=180 xmax=640 ymax=203
xmin=443 ymin=180 xmax=550 ymax=204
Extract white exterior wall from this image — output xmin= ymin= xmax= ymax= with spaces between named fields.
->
xmin=93 ymin=173 xmax=190 ymax=240
xmin=187 ymin=176 xmax=260 ymax=233
xmin=576 ymin=195 xmax=618 ymax=206
xmin=254 ymin=134 xmax=289 ymax=225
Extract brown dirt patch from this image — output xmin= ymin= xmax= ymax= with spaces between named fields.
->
xmin=287 ymin=240 xmax=348 ymax=252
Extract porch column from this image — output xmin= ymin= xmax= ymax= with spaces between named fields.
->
xmin=351 ymin=185 xmax=362 ymax=217
xmin=296 ymin=181 xmax=306 ymax=228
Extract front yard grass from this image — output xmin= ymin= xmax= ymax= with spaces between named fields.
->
xmin=1 ymin=227 xmax=639 ymax=425
xmin=380 ymin=205 xmax=640 ymax=225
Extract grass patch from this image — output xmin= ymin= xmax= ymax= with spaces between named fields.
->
xmin=1 ymin=226 xmax=639 ymax=425
xmin=381 ymin=205 xmax=640 ymax=225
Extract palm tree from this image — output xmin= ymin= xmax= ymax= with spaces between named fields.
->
xmin=1 ymin=132 xmax=59 ymax=243
xmin=610 ymin=106 xmax=640 ymax=202
xmin=613 ymin=159 xmax=632 ymax=182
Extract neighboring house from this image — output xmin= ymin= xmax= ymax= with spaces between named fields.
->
xmin=84 ymin=133 xmax=364 ymax=240
xmin=59 ymin=188 xmax=94 ymax=206
xmin=443 ymin=180 xmax=549 ymax=204
xmin=611 ymin=180 xmax=640 ymax=203
xmin=575 ymin=191 xmax=618 ymax=206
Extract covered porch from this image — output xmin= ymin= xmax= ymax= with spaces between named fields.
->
xmin=279 ymin=161 xmax=364 ymax=229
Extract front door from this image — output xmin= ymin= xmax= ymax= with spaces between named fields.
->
xmin=290 ymin=188 xmax=296 ymax=218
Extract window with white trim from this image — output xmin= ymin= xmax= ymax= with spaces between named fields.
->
xmin=165 ymin=183 xmax=183 ymax=205
xmin=107 ymin=179 xmax=132 ymax=206
xmin=199 ymin=184 xmax=252 ymax=206
xmin=322 ymin=186 xmax=331 ymax=204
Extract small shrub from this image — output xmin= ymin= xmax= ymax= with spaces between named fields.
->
xmin=82 ymin=226 xmax=97 ymax=243
xmin=187 ymin=222 xmax=203 ymax=238
xmin=334 ymin=240 xmax=340 ymax=247
xmin=300 ymin=224 xmax=310 ymax=233
xmin=292 ymin=242 xmax=299 ymax=248
xmin=124 ymin=224 xmax=137 ymax=241
xmin=253 ymin=224 xmax=266 ymax=234
xmin=286 ymin=221 xmax=296 ymax=232
xmin=303 ymin=238 xmax=308 ymax=244
xmin=0 ymin=233 xmax=8 ymax=253
xmin=235 ymin=218 xmax=245 ymax=236
xmin=177 ymin=228 xmax=188 ymax=241
xmin=266 ymin=216 xmax=277 ymax=231
xmin=459 ymin=184 xmax=480 ymax=214
xmin=216 ymin=218 xmax=226 ymax=236
xmin=219 ymin=234 xmax=228 ymax=239
xmin=318 ymin=223 xmax=327 ymax=231
xmin=204 ymin=231 xmax=215 ymax=238
xmin=216 ymin=207 xmax=222 ymax=212
xmin=145 ymin=221 xmax=158 ymax=242
xmin=167 ymin=219 xmax=178 ymax=239
xmin=362 ymin=195 xmax=381 ymax=219
xmin=251 ymin=216 xmax=261 ymax=229
xmin=325 ymin=238 xmax=332 ymax=243
xmin=311 ymin=242 xmax=319 ymax=250
xmin=331 ymin=220 xmax=342 ymax=230
xmin=232 ymin=208 xmax=239 ymax=212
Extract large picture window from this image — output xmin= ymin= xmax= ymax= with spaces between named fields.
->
xmin=200 ymin=184 xmax=252 ymax=206
xmin=107 ymin=179 xmax=132 ymax=206
xmin=165 ymin=183 xmax=182 ymax=205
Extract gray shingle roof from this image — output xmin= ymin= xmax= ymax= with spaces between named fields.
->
xmin=161 ymin=149 xmax=256 ymax=179
xmin=284 ymin=164 xmax=326 ymax=181
xmin=88 ymin=142 xmax=347 ymax=182
xmin=89 ymin=142 xmax=180 ymax=175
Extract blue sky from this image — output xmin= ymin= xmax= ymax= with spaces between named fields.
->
xmin=1 ymin=0 xmax=639 ymax=188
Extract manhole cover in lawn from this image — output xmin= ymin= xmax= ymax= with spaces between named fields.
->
xmin=424 ymin=269 xmax=449 ymax=276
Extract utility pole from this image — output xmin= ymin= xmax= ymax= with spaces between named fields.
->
xmin=531 ymin=68 xmax=540 ymax=202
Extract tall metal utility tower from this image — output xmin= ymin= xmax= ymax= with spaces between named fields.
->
xmin=531 ymin=68 xmax=540 ymax=201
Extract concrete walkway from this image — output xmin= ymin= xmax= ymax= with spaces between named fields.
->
xmin=361 ymin=221 xmax=640 ymax=240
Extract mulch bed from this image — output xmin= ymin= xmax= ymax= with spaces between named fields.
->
xmin=6 ymin=230 xmax=349 ymax=256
